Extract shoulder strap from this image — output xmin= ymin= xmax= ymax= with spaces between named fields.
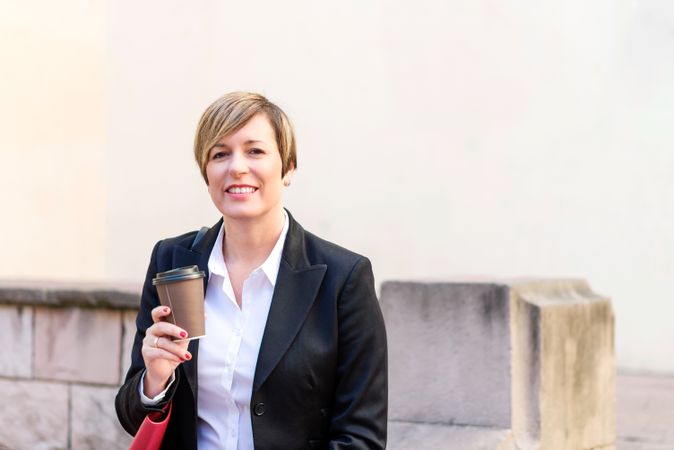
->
xmin=190 ymin=226 xmax=209 ymax=251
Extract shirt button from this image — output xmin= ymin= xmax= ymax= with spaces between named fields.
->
xmin=253 ymin=402 xmax=266 ymax=416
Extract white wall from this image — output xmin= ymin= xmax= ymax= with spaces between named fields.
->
xmin=3 ymin=0 xmax=673 ymax=373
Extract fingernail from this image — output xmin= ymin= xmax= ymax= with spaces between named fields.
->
xmin=179 ymin=357 xmax=185 ymax=362
xmin=185 ymin=353 xmax=191 ymax=360
xmin=163 ymin=307 xmax=169 ymax=313
xmin=180 ymin=331 xmax=187 ymax=338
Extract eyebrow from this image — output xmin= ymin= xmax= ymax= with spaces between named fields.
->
xmin=212 ymin=139 xmax=267 ymax=148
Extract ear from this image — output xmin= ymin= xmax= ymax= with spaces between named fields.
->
xmin=282 ymin=163 xmax=295 ymax=186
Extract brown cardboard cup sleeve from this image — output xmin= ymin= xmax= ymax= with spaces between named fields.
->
xmin=152 ymin=265 xmax=206 ymax=340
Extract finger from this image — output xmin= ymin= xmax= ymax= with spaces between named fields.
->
xmin=152 ymin=336 xmax=192 ymax=361
xmin=148 ymin=321 xmax=189 ymax=340
xmin=142 ymin=329 xmax=188 ymax=354
xmin=143 ymin=345 xmax=185 ymax=364
xmin=142 ymin=335 xmax=189 ymax=362
xmin=151 ymin=305 xmax=172 ymax=323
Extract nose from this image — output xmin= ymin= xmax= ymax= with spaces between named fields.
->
xmin=228 ymin=150 xmax=249 ymax=177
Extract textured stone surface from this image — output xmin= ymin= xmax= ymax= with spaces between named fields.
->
xmin=0 ymin=305 xmax=33 ymax=377
xmin=383 ymin=279 xmax=616 ymax=449
xmin=388 ymin=422 xmax=515 ymax=450
xmin=35 ymin=306 xmax=122 ymax=384
xmin=381 ymin=282 xmax=511 ymax=428
xmin=120 ymin=309 xmax=138 ymax=383
xmin=0 ymin=280 xmax=141 ymax=309
xmin=510 ymin=280 xmax=615 ymax=450
xmin=71 ymin=385 xmax=132 ymax=450
xmin=616 ymin=373 xmax=674 ymax=449
xmin=0 ymin=279 xmax=626 ymax=449
xmin=0 ymin=379 xmax=68 ymax=450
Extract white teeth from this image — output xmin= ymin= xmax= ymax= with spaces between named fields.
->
xmin=228 ymin=186 xmax=256 ymax=194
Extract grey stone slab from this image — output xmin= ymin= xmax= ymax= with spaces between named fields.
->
xmin=35 ymin=306 xmax=122 ymax=385
xmin=0 ymin=280 xmax=141 ymax=309
xmin=45 ymin=288 xmax=140 ymax=310
xmin=0 ymin=305 xmax=33 ymax=377
xmin=120 ymin=309 xmax=138 ymax=384
xmin=617 ymin=373 xmax=674 ymax=447
xmin=71 ymin=385 xmax=132 ymax=450
xmin=0 ymin=378 xmax=68 ymax=450
xmin=388 ymin=421 xmax=514 ymax=450
xmin=381 ymin=282 xmax=511 ymax=428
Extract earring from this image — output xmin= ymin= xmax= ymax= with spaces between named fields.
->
xmin=283 ymin=179 xmax=291 ymax=187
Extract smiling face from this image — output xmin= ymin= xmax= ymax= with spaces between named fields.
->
xmin=206 ymin=113 xmax=293 ymax=222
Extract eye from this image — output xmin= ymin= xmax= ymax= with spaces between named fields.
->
xmin=210 ymin=150 xmax=230 ymax=160
xmin=249 ymin=148 xmax=265 ymax=155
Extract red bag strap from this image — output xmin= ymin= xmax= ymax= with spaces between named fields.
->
xmin=128 ymin=402 xmax=172 ymax=450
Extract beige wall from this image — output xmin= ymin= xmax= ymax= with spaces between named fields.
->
xmin=0 ymin=0 xmax=107 ymax=280
xmin=2 ymin=1 xmax=673 ymax=373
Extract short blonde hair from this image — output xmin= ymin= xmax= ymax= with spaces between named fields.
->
xmin=193 ymin=92 xmax=297 ymax=184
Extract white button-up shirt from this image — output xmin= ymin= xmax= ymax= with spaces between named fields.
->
xmin=140 ymin=211 xmax=288 ymax=450
xmin=197 ymin=211 xmax=288 ymax=450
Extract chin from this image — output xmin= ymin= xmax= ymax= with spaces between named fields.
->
xmin=219 ymin=204 xmax=269 ymax=221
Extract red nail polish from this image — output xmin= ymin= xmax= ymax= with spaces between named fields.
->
xmin=180 ymin=331 xmax=187 ymax=338
xmin=185 ymin=353 xmax=191 ymax=360
xmin=163 ymin=307 xmax=169 ymax=313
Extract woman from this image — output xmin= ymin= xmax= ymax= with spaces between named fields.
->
xmin=115 ymin=92 xmax=388 ymax=450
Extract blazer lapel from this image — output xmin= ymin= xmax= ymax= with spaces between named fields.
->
xmin=253 ymin=211 xmax=327 ymax=392
xmin=172 ymin=220 xmax=221 ymax=401
xmin=253 ymin=262 xmax=326 ymax=392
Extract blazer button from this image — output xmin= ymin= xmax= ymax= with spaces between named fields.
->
xmin=253 ymin=402 xmax=266 ymax=416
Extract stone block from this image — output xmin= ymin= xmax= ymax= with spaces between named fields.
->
xmin=0 ymin=378 xmax=68 ymax=450
xmin=0 ymin=305 xmax=33 ymax=377
xmin=381 ymin=282 xmax=511 ymax=428
xmin=120 ymin=309 xmax=138 ymax=384
xmin=510 ymin=280 xmax=615 ymax=449
xmin=383 ymin=279 xmax=615 ymax=450
xmin=388 ymin=422 xmax=515 ymax=450
xmin=71 ymin=385 xmax=132 ymax=450
xmin=35 ymin=306 xmax=122 ymax=385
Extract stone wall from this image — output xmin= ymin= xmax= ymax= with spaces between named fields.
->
xmin=0 ymin=281 xmax=139 ymax=450
xmin=0 ymin=278 xmax=616 ymax=449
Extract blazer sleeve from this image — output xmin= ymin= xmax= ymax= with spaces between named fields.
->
xmin=115 ymin=240 xmax=180 ymax=435
xmin=329 ymin=256 xmax=388 ymax=449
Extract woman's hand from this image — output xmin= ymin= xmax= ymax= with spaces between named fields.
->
xmin=141 ymin=305 xmax=191 ymax=398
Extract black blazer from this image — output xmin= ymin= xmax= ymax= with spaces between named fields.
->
xmin=115 ymin=211 xmax=388 ymax=450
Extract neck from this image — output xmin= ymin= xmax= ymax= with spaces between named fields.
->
xmin=222 ymin=206 xmax=285 ymax=267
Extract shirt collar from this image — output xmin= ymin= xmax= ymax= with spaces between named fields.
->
xmin=207 ymin=209 xmax=289 ymax=287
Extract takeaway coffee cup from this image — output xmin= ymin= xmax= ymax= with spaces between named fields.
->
xmin=152 ymin=265 xmax=206 ymax=341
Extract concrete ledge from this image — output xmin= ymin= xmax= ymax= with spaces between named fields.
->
xmin=0 ymin=280 xmax=141 ymax=309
